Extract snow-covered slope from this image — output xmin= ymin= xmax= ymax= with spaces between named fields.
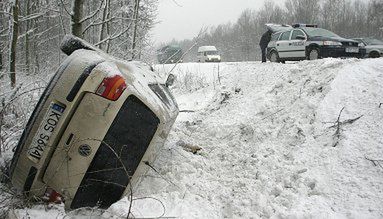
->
xmin=8 ymin=58 xmax=383 ymax=218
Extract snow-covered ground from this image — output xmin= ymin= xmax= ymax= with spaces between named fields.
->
xmin=5 ymin=58 xmax=383 ymax=218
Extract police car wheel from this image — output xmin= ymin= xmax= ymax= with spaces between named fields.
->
xmin=270 ymin=51 xmax=279 ymax=62
xmin=308 ymin=48 xmax=320 ymax=60
xmin=369 ymin=51 xmax=380 ymax=58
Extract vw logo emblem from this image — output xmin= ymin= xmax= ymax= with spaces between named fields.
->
xmin=78 ymin=144 xmax=92 ymax=157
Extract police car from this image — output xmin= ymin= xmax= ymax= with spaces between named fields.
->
xmin=266 ymin=24 xmax=366 ymax=62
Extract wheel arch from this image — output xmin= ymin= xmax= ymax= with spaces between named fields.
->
xmin=369 ymin=50 xmax=381 ymax=58
xmin=267 ymin=47 xmax=278 ymax=60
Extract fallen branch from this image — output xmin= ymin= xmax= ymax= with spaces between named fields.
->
xmin=179 ymin=109 xmax=195 ymax=113
xmin=328 ymin=115 xmax=363 ymax=129
xmin=261 ymin=108 xmax=284 ymax=120
xmin=143 ymin=161 xmax=179 ymax=188
xmin=329 ymin=107 xmax=363 ymax=147
xmin=333 ymin=107 xmax=344 ymax=147
xmin=365 ymin=156 xmax=383 ymax=169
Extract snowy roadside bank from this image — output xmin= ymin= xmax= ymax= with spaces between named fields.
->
xmin=4 ymin=58 xmax=383 ymax=218
xmin=126 ymin=59 xmax=383 ymax=218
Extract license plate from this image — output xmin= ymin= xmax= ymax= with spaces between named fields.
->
xmin=346 ymin=47 xmax=359 ymax=53
xmin=28 ymin=103 xmax=65 ymax=162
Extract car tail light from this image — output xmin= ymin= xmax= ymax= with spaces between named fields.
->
xmin=42 ymin=188 xmax=63 ymax=204
xmin=96 ymin=75 xmax=127 ymax=101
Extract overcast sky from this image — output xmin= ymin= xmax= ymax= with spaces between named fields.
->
xmin=152 ymin=0 xmax=284 ymax=44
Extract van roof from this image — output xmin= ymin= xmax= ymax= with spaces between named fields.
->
xmin=198 ymin=46 xmax=217 ymax=52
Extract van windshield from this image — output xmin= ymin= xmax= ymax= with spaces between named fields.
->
xmin=205 ymin=51 xmax=218 ymax=55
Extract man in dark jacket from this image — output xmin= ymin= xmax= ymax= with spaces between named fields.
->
xmin=259 ymin=30 xmax=272 ymax=63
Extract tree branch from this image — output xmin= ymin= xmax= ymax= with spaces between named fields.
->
xmin=79 ymin=0 xmax=105 ymax=23
xmin=82 ymin=17 xmax=114 ymax=34
xmin=365 ymin=156 xmax=383 ymax=169
xmin=94 ymin=22 xmax=133 ymax=46
xmin=59 ymin=0 xmax=71 ymax=16
xmin=329 ymin=107 xmax=363 ymax=147
xmin=18 ymin=12 xmax=44 ymax=22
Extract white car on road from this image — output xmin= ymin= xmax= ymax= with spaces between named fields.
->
xmin=353 ymin=38 xmax=383 ymax=58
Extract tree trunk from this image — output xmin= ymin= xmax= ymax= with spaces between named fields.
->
xmin=98 ymin=0 xmax=108 ymax=49
xmin=0 ymin=5 xmax=4 ymax=78
xmin=98 ymin=0 xmax=110 ymax=50
xmin=31 ymin=0 xmax=39 ymax=74
xmin=0 ymin=49 xmax=3 ymax=72
xmin=71 ymin=0 xmax=84 ymax=38
xmin=105 ymin=0 xmax=111 ymax=53
xmin=131 ymin=0 xmax=141 ymax=59
xmin=25 ymin=0 xmax=31 ymax=73
xmin=9 ymin=0 xmax=19 ymax=88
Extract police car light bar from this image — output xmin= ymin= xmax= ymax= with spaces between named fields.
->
xmin=292 ymin=23 xmax=318 ymax=28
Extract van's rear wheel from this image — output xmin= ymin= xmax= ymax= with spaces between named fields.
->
xmin=270 ymin=51 xmax=280 ymax=63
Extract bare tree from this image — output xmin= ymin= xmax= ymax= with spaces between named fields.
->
xmin=131 ymin=0 xmax=141 ymax=59
xmin=71 ymin=0 xmax=85 ymax=38
xmin=285 ymin=0 xmax=320 ymax=24
xmin=9 ymin=0 xmax=19 ymax=87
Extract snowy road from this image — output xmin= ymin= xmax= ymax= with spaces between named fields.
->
xmin=9 ymin=58 xmax=383 ymax=218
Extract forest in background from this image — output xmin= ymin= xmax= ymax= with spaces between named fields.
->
xmin=168 ymin=0 xmax=383 ymax=62
xmin=0 ymin=0 xmax=383 ymax=88
xmin=0 ymin=0 xmax=158 ymax=88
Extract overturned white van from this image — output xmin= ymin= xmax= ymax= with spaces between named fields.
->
xmin=7 ymin=35 xmax=179 ymax=209
xmin=197 ymin=46 xmax=221 ymax=62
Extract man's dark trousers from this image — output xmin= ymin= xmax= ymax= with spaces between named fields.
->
xmin=261 ymin=46 xmax=267 ymax=62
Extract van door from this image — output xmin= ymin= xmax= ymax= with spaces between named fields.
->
xmin=276 ymin=31 xmax=292 ymax=58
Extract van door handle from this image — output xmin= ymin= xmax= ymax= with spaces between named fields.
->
xmin=277 ymin=44 xmax=279 ymax=46
xmin=289 ymin=43 xmax=292 ymax=46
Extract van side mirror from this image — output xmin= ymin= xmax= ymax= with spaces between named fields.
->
xmin=165 ymin=74 xmax=175 ymax=87
xmin=296 ymin=35 xmax=306 ymax=40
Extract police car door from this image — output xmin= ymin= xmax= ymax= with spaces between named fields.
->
xmin=277 ymin=31 xmax=292 ymax=58
xmin=289 ymin=30 xmax=306 ymax=58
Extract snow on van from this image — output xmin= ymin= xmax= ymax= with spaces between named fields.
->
xmin=197 ymin=46 xmax=221 ymax=62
